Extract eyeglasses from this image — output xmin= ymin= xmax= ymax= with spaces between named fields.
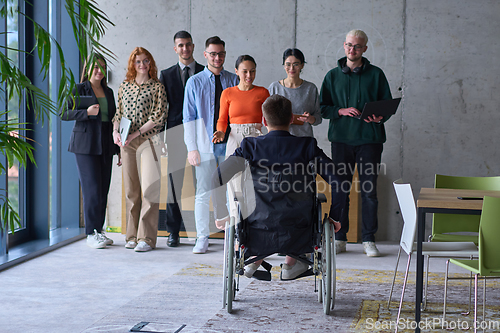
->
xmin=135 ymin=59 xmax=150 ymax=65
xmin=207 ymin=51 xmax=226 ymax=58
xmin=284 ymin=62 xmax=302 ymax=68
xmin=344 ymin=43 xmax=364 ymax=51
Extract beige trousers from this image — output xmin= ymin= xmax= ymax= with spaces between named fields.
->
xmin=122 ymin=136 xmax=162 ymax=248
xmin=226 ymin=123 xmax=262 ymax=217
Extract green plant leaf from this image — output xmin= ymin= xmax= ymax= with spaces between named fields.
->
xmin=0 ymin=0 xmax=116 ymax=233
xmin=0 ymin=194 xmax=21 ymax=232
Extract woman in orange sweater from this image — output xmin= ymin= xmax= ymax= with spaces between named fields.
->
xmin=212 ymin=55 xmax=270 ymax=220
xmin=213 ymin=55 xmax=269 ymax=150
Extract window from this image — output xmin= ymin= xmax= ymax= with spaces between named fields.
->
xmin=1 ymin=0 xmax=82 ymax=260
xmin=5 ymin=0 xmax=25 ymax=234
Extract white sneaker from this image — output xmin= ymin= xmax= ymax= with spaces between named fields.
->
xmin=193 ymin=236 xmax=209 ymax=254
xmin=335 ymin=240 xmax=347 ymax=254
xmin=98 ymin=231 xmax=113 ymax=245
xmin=281 ymin=260 xmax=309 ymax=280
xmin=125 ymin=240 xmax=137 ymax=249
xmin=134 ymin=241 xmax=153 ymax=252
xmin=363 ymin=241 xmax=381 ymax=257
xmin=244 ymin=263 xmax=260 ymax=278
xmin=87 ymin=230 xmax=106 ymax=249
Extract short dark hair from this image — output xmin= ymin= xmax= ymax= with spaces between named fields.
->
xmin=235 ymin=55 xmax=256 ymax=69
xmin=173 ymin=30 xmax=192 ymax=42
xmin=262 ymin=95 xmax=292 ymax=127
xmin=282 ymin=48 xmax=306 ymax=65
xmin=205 ymin=36 xmax=225 ymax=49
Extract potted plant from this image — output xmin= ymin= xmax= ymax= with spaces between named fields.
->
xmin=0 ymin=0 xmax=114 ymax=256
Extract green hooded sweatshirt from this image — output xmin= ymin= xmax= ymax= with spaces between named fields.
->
xmin=320 ymin=57 xmax=392 ymax=146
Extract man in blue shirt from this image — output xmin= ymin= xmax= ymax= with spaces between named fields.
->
xmin=183 ymin=36 xmax=239 ymax=254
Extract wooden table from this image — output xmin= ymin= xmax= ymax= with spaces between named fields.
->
xmin=414 ymin=188 xmax=500 ymax=332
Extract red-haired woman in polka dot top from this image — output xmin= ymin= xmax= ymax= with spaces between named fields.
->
xmin=112 ymin=47 xmax=167 ymax=252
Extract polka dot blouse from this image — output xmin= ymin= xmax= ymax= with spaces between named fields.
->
xmin=114 ymin=78 xmax=168 ymax=139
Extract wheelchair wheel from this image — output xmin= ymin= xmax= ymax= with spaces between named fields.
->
xmin=224 ymin=219 xmax=236 ymax=313
xmin=331 ymin=238 xmax=336 ymax=309
xmin=222 ymin=221 xmax=230 ymax=308
xmin=321 ymin=218 xmax=333 ymax=314
xmin=318 ymin=280 xmax=322 ymax=302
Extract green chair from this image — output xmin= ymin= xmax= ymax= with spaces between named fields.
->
xmin=390 ymin=180 xmax=477 ymax=331
xmin=432 ymin=174 xmax=500 ymax=245
xmin=443 ymin=196 xmax=500 ymax=332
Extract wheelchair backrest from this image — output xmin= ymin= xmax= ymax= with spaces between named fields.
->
xmin=239 ymin=161 xmax=317 ymax=225
xmin=236 ymin=161 xmax=320 ymax=256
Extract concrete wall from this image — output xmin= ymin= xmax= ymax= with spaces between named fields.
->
xmin=101 ymin=0 xmax=500 ymax=242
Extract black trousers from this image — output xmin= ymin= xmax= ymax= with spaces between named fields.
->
xmin=329 ymin=142 xmax=383 ymax=242
xmin=74 ymin=152 xmax=113 ymax=235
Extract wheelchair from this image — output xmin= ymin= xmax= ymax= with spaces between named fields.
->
xmin=221 ymin=162 xmax=336 ymax=314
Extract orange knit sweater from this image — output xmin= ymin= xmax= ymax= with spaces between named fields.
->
xmin=216 ymin=85 xmax=270 ymax=132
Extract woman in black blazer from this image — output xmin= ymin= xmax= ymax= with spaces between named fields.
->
xmin=61 ymin=54 xmax=120 ymax=249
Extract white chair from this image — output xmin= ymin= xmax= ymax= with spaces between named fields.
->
xmin=389 ymin=179 xmax=478 ymax=332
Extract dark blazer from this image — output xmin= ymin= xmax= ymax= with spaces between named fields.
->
xmin=215 ymin=131 xmax=335 ymax=180
xmin=212 ymin=130 xmax=337 ymax=256
xmin=159 ymin=62 xmax=205 ymax=129
xmin=61 ymin=81 xmax=119 ymax=155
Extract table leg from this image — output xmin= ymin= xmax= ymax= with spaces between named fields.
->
xmin=415 ymin=207 xmax=425 ymax=332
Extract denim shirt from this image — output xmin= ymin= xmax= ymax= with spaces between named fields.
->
xmin=183 ymin=67 xmax=239 ymax=154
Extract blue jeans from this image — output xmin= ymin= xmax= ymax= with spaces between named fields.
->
xmin=194 ymin=143 xmax=226 ymax=238
xmin=328 ymin=143 xmax=383 ymax=242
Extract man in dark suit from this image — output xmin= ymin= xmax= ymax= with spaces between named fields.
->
xmin=159 ymin=30 xmax=205 ymax=247
xmin=211 ymin=95 xmax=340 ymax=280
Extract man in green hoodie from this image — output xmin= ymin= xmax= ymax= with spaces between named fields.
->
xmin=320 ymin=29 xmax=393 ymax=257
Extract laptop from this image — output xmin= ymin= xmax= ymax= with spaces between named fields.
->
xmin=355 ymin=98 xmax=401 ymax=120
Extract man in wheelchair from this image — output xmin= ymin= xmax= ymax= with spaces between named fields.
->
xmin=211 ymin=94 xmax=340 ymax=280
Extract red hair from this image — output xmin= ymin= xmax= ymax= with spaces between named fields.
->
xmin=125 ymin=47 xmax=158 ymax=82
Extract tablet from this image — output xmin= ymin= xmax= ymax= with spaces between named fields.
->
xmin=72 ymin=95 xmax=96 ymax=110
xmin=70 ymin=96 xmax=98 ymax=119
xmin=355 ymin=98 xmax=401 ymax=120
xmin=119 ymin=117 xmax=131 ymax=143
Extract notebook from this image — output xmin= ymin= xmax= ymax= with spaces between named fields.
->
xmin=292 ymin=114 xmax=304 ymax=125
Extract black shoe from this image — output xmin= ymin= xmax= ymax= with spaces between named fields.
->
xmin=167 ymin=233 xmax=179 ymax=247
